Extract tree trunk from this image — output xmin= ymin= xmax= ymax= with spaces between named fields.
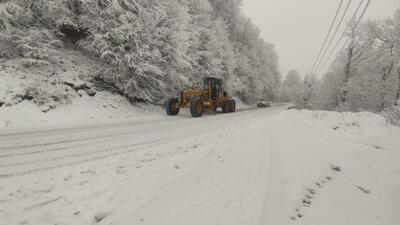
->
xmin=342 ymin=46 xmax=354 ymax=105
xmin=396 ymin=68 xmax=400 ymax=105
xmin=380 ymin=45 xmax=396 ymax=110
xmin=380 ymin=61 xmax=394 ymax=110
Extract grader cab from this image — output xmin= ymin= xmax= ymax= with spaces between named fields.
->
xmin=165 ymin=77 xmax=236 ymax=117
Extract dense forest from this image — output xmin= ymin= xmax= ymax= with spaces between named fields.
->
xmin=0 ymin=0 xmax=281 ymax=104
xmin=280 ymin=8 xmax=400 ymax=125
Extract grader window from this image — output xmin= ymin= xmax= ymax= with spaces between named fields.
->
xmin=203 ymin=78 xmax=222 ymax=100
xmin=204 ymin=82 xmax=209 ymax=91
xmin=213 ymin=82 xmax=221 ymax=100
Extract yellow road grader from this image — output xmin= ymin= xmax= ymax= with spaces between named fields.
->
xmin=165 ymin=77 xmax=236 ymax=117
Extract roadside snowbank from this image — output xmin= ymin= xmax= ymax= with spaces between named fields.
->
xmin=0 ymin=91 xmax=162 ymax=129
xmin=295 ymin=110 xmax=400 ymax=151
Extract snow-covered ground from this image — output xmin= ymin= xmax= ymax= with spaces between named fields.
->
xmin=0 ymin=106 xmax=399 ymax=225
xmin=0 ymin=91 xmax=163 ymax=129
xmin=0 ymin=54 xmax=165 ymax=130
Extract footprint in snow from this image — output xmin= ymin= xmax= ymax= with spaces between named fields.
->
xmin=64 ymin=175 xmax=72 ymax=181
xmin=305 ymin=193 xmax=313 ymax=199
xmin=94 ymin=212 xmax=109 ymax=223
xmin=81 ymin=169 xmax=96 ymax=175
xmin=306 ymin=188 xmax=316 ymax=195
xmin=78 ymin=179 xmax=89 ymax=186
xmin=290 ymin=166 xmax=340 ymax=221
xmin=302 ymin=198 xmax=312 ymax=206
xmin=330 ymin=164 xmax=342 ymax=172
xmin=355 ymin=185 xmax=371 ymax=194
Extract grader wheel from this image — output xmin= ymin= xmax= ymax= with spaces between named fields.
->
xmin=229 ymin=99 xmax=236 ymax=113
xmin=222 ymin=100 xmax=236 ymax=113
xmin=190 ymin=98 xmax=204 ymax=117
xmin=166 ymin=98 xmax=180 ymax=116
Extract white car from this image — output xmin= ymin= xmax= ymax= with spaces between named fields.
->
xmin=257 ymin=100 xmax=271 ymax=108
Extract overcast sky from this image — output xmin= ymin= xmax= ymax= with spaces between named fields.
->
xmin=242 ymin=0 xmax=400 ymax=77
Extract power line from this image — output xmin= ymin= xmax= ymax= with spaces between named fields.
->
xmin=315 ymin=0 xmax=372 ymax=76
xmin=316 ymin=0 xmax=371 ymax=76
xmin=315 ymin=38 xmax=350 ymax=75
xmin=312 ymin=0 xmax=353 ymax=75
xmin=354 ymin=0 xmax=372 ymax=29
xmin=310 ymin=0 xmax=345 ymax=74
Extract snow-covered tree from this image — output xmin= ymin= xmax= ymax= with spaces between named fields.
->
xmin=0 ymin=0 xmax=281 ymax=104
xmin=299 ymin=74 xmax=321 ymax=109
xmin=312 ymin=8 xmax=400 ymax=113
xmin=279 ymin=70 xmax=302 ymax=103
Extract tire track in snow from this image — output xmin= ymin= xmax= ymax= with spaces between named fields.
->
xmin=0 ymin=117 xmax=200 ymax=158
xmin=0 ymin=106 xmax=258 ymax=143
xmin=0 ymin=130 xmax=142 ymax=157
xmin=0 ymin=130 xmax=183 ymax=168
xmin=0 ymin=132 xmax=196 ymax=179
xmin=23 ymin=196 xmax=64 ymax=211
xmin=0 ymin=117 xmax=171 ymax=139
xmin=0 ymin=111 xmax=266 ymax=159
xmin=0 ymin=122 xmax=168 ymax=158
xmin=0 ymin=120 xmax=176 ymax=151
xmin=0 ymin=107 xmax=285 ymax=179
xmin=258 ymin=125 xmax=284 ymax=225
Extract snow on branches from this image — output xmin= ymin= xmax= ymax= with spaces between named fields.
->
xmin=0 ymin=0 xmax=281 ymax=104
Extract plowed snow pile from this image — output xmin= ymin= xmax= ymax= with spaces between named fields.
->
xmin=0 ymin=108 xmax=399 ymax=225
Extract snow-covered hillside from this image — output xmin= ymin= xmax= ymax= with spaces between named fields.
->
xmin=0 ymin=47 xmax=162 ymax=129
xmin=0 ymin=0 xmax=281 ymax=105
xmin=1 ymin=107 xmax=399 ymax=225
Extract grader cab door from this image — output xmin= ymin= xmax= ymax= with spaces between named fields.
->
xmin=204 ymin=77 xmax=223 ymax=101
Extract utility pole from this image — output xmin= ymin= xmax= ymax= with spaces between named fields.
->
xmin=341 ymin=19 xmax=357 ymax=106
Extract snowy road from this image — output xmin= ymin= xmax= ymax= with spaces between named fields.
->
xmin=0 ymin=106 xmax=282 ymax=179
xmin=1 ymin=106 xmax=399 ymax=225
